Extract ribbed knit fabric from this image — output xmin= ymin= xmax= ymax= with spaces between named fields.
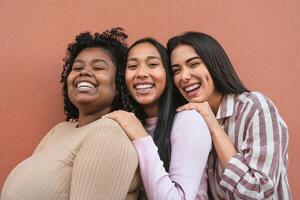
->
xmin=1 ymin=118 xmax=140 ymax=200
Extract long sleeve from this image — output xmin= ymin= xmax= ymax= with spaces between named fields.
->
xmin=70 ymin=121 xmax=139 ymax=200
xmin=219 ymin=97 xmax=289 ymax=199
xmin=33 ymin=125 xmax=57 ymax=154
xmin=133 ymin=110 xmax=211 ymax=200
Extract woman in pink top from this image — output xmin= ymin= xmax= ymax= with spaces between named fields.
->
xmin=104 ymin=38 xmax=212 ymax=199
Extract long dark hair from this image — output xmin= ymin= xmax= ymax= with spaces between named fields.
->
xmin=121 ymin=38 xmax=177 ymax=171
xmin=167 ymin=32 xmax=249 ymax=96
xmin=60 ymin=27 xmax=132 ymax=120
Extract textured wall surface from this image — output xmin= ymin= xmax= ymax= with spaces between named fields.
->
xmin=0 ymin=0 xmax=299 ymax=198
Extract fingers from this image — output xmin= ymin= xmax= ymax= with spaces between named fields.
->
xmin=102 ymin=110 xmax=139 ymax=126
xmin=102 ymin=110 xmax=147 ymax=140
xmin=177 ymin=103 xmax=197 ymax=112
xmin=69 ymin=118 xmax=78 ymax=123
xmin=102 ymin=112 xmax=119 ymax=122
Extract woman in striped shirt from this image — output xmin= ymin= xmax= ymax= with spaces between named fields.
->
xmin=167 ymin=32 xmax=291 ymax=199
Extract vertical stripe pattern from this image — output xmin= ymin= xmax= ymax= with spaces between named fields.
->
xmin=208 ymin=92 xmax=291 ymax=199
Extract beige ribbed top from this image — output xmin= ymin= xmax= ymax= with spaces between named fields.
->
xmin=1 ymin=118 xmax=140 ymax=200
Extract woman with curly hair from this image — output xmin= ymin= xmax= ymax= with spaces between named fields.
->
xmin=1 ymin=28 xmax=140 ymax=200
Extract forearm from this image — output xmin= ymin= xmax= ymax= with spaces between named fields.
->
xmin=210 ymin=125 xmax=236 ymax=167
xmin=132 ymin=111 xmax=211 ymax=200
xmin=215 ymin=115 xmax=283 ymax=198
xmin=133 ymin=136 xmax=185 ymax=200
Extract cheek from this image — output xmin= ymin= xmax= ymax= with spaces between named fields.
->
xmin=125 ymin=69 xmax=135 ymax=80
xmin=108 ymin=74 xmax=117 ymax=90
xmin=125 ymin=71 xmax=135 ymax=92
xmin=66 ymin=73 xmax=74 ymax=88
xmin=204 ymin=73 xmax=214 ymax=86
xmin=154 ymin=68 xmax=167 ymax=86
xmin=173 ymin=75 xmax=181 ymax=90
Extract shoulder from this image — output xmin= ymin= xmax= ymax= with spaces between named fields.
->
xmin=42 ymin=121 xmax=73 ymax=137
xmin=86 ymin=118 xmax=132 ymax=145
xmin=94 ymin=118 xmax=124 ymax=131
xmin=51 ymin=121 xmax=74 ymax=130
xmin=172 ymin=110 xmax=209 ymax=136
xmin=237 ymin=91 xmax=277 ymax=113
xmin=174 ymin=110 xmax=206 ymax=125
xmin=236 ymin=92 xmax=287 ymax=126
xmin=43 ymin=121 xmax=77 ymax=138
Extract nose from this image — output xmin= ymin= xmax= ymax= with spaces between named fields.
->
xmin=181 ymin=68 xmax=191 ymax=83
xmin=79 ymin=67 xmax=92 ymax=76
xmin=136 ymin=65 xmax=149 ymax=79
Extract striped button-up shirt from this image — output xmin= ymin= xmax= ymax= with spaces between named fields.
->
xmin=207 ymin=92 xmax=291 ymax=199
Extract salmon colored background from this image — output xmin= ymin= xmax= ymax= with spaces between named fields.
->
xmin=0 ymin=0 xmax=299 ymax=198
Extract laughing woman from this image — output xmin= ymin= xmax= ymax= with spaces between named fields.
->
xmin=104 ymin=38 xmax=211 ymax=199
xmin=1 ymin=28 xmax=140 ymax=200
xmin=167 ymin=32 xmax=291 ymax=199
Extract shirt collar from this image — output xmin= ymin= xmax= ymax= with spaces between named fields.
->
xmin=216 ymin=94 xmax=235 ymax=119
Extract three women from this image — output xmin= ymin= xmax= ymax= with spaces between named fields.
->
xmin=2 ymin=29 xmax=290 ymax=200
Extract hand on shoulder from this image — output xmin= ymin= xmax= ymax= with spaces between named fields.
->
xmin=177 ymin=102 xmax=220 ymax=134
xmin=103 ymin=110 xmax=148 ymax=141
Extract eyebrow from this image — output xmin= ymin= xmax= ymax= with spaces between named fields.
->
xmin=74 ymin=59 xmax=109 ymax=66
xmin=186 ymin=56 xmax=201 ymax=63
xmin=146 ymin=56 xmax=161 ymax=61
xmin=171 ymin=56 xmax=201 ymax=68
xmin=127 ymin=56 xmax=161 ymax=62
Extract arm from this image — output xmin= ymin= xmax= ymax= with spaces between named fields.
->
xmin=33 ymin=125 xmax=57 ymax=154
xmin=177 ymin=101 xmax=236 ymax=166
xmin=219 ymin=106 xmax=284 ymax=199
xmin=177 ymin=98 xmax=287 ymax=199
xmin=70 ymin=119 xmax=139 ymax=200
xmin=133 ymin=110 xmax=211 ymax=200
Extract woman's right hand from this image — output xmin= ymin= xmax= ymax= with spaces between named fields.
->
xmin=103 ymin=110 xmax=149 ymax=141
xmin=177 ymin=101 xmax=221 ymax=134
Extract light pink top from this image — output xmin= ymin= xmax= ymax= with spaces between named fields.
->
xmin=133 ymin=110 xmax=211 ymax=200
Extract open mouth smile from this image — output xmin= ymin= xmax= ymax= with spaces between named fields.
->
xmin=184 ymin=83 xmax=200 ymax=93
xmin=75 ymin=81 xmax=96 ymax=92
xmin=134 ymin=83 xmax=154 ymax=94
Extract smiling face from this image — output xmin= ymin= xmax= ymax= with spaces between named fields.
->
xmin=125 ymin=42 xmax=166 ymax=114
xmin=171 ymin=44 xmax=222 ymax=108
xmin=67 ymin=47 xmax=116 ymax=115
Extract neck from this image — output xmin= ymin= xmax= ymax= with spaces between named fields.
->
xmin=77 ymin=106 xmax=112 ymax=127
xmin=144 ymin=103 xmax=159 ymax=118
xmin=208 ymin=91 xmax=223 ymax=115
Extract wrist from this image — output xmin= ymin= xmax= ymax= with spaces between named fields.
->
xmin=131 ymin=130 xmax=149 ymax=140
xmin=210 ymin=123 xmax=223 ymax=137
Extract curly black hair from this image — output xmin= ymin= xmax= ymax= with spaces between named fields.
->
xmin=60 ymin=27 xmax=135 ymax=120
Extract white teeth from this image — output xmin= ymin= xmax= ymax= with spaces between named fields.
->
xmin=77 ymin=82 xmax=95 ymax=88
xmin=184 ymin=83 xmax=200 ymax=92
xmin=135 ymin=84 xmax=153 ymax=89
xmin=135 ymin=84 xmax=154 ymax=94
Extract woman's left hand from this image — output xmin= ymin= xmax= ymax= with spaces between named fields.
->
xmin=103 ymin=110 xmax=148 ymax=141
xmin=177 ymin=102 xmax=220 ymax=134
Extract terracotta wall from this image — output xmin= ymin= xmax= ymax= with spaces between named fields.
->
xmin=0 ymin=0 xmax=299 ymax=198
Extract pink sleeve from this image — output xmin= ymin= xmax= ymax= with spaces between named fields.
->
xmin=132 ymin=110 xmax=211 ymax=200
